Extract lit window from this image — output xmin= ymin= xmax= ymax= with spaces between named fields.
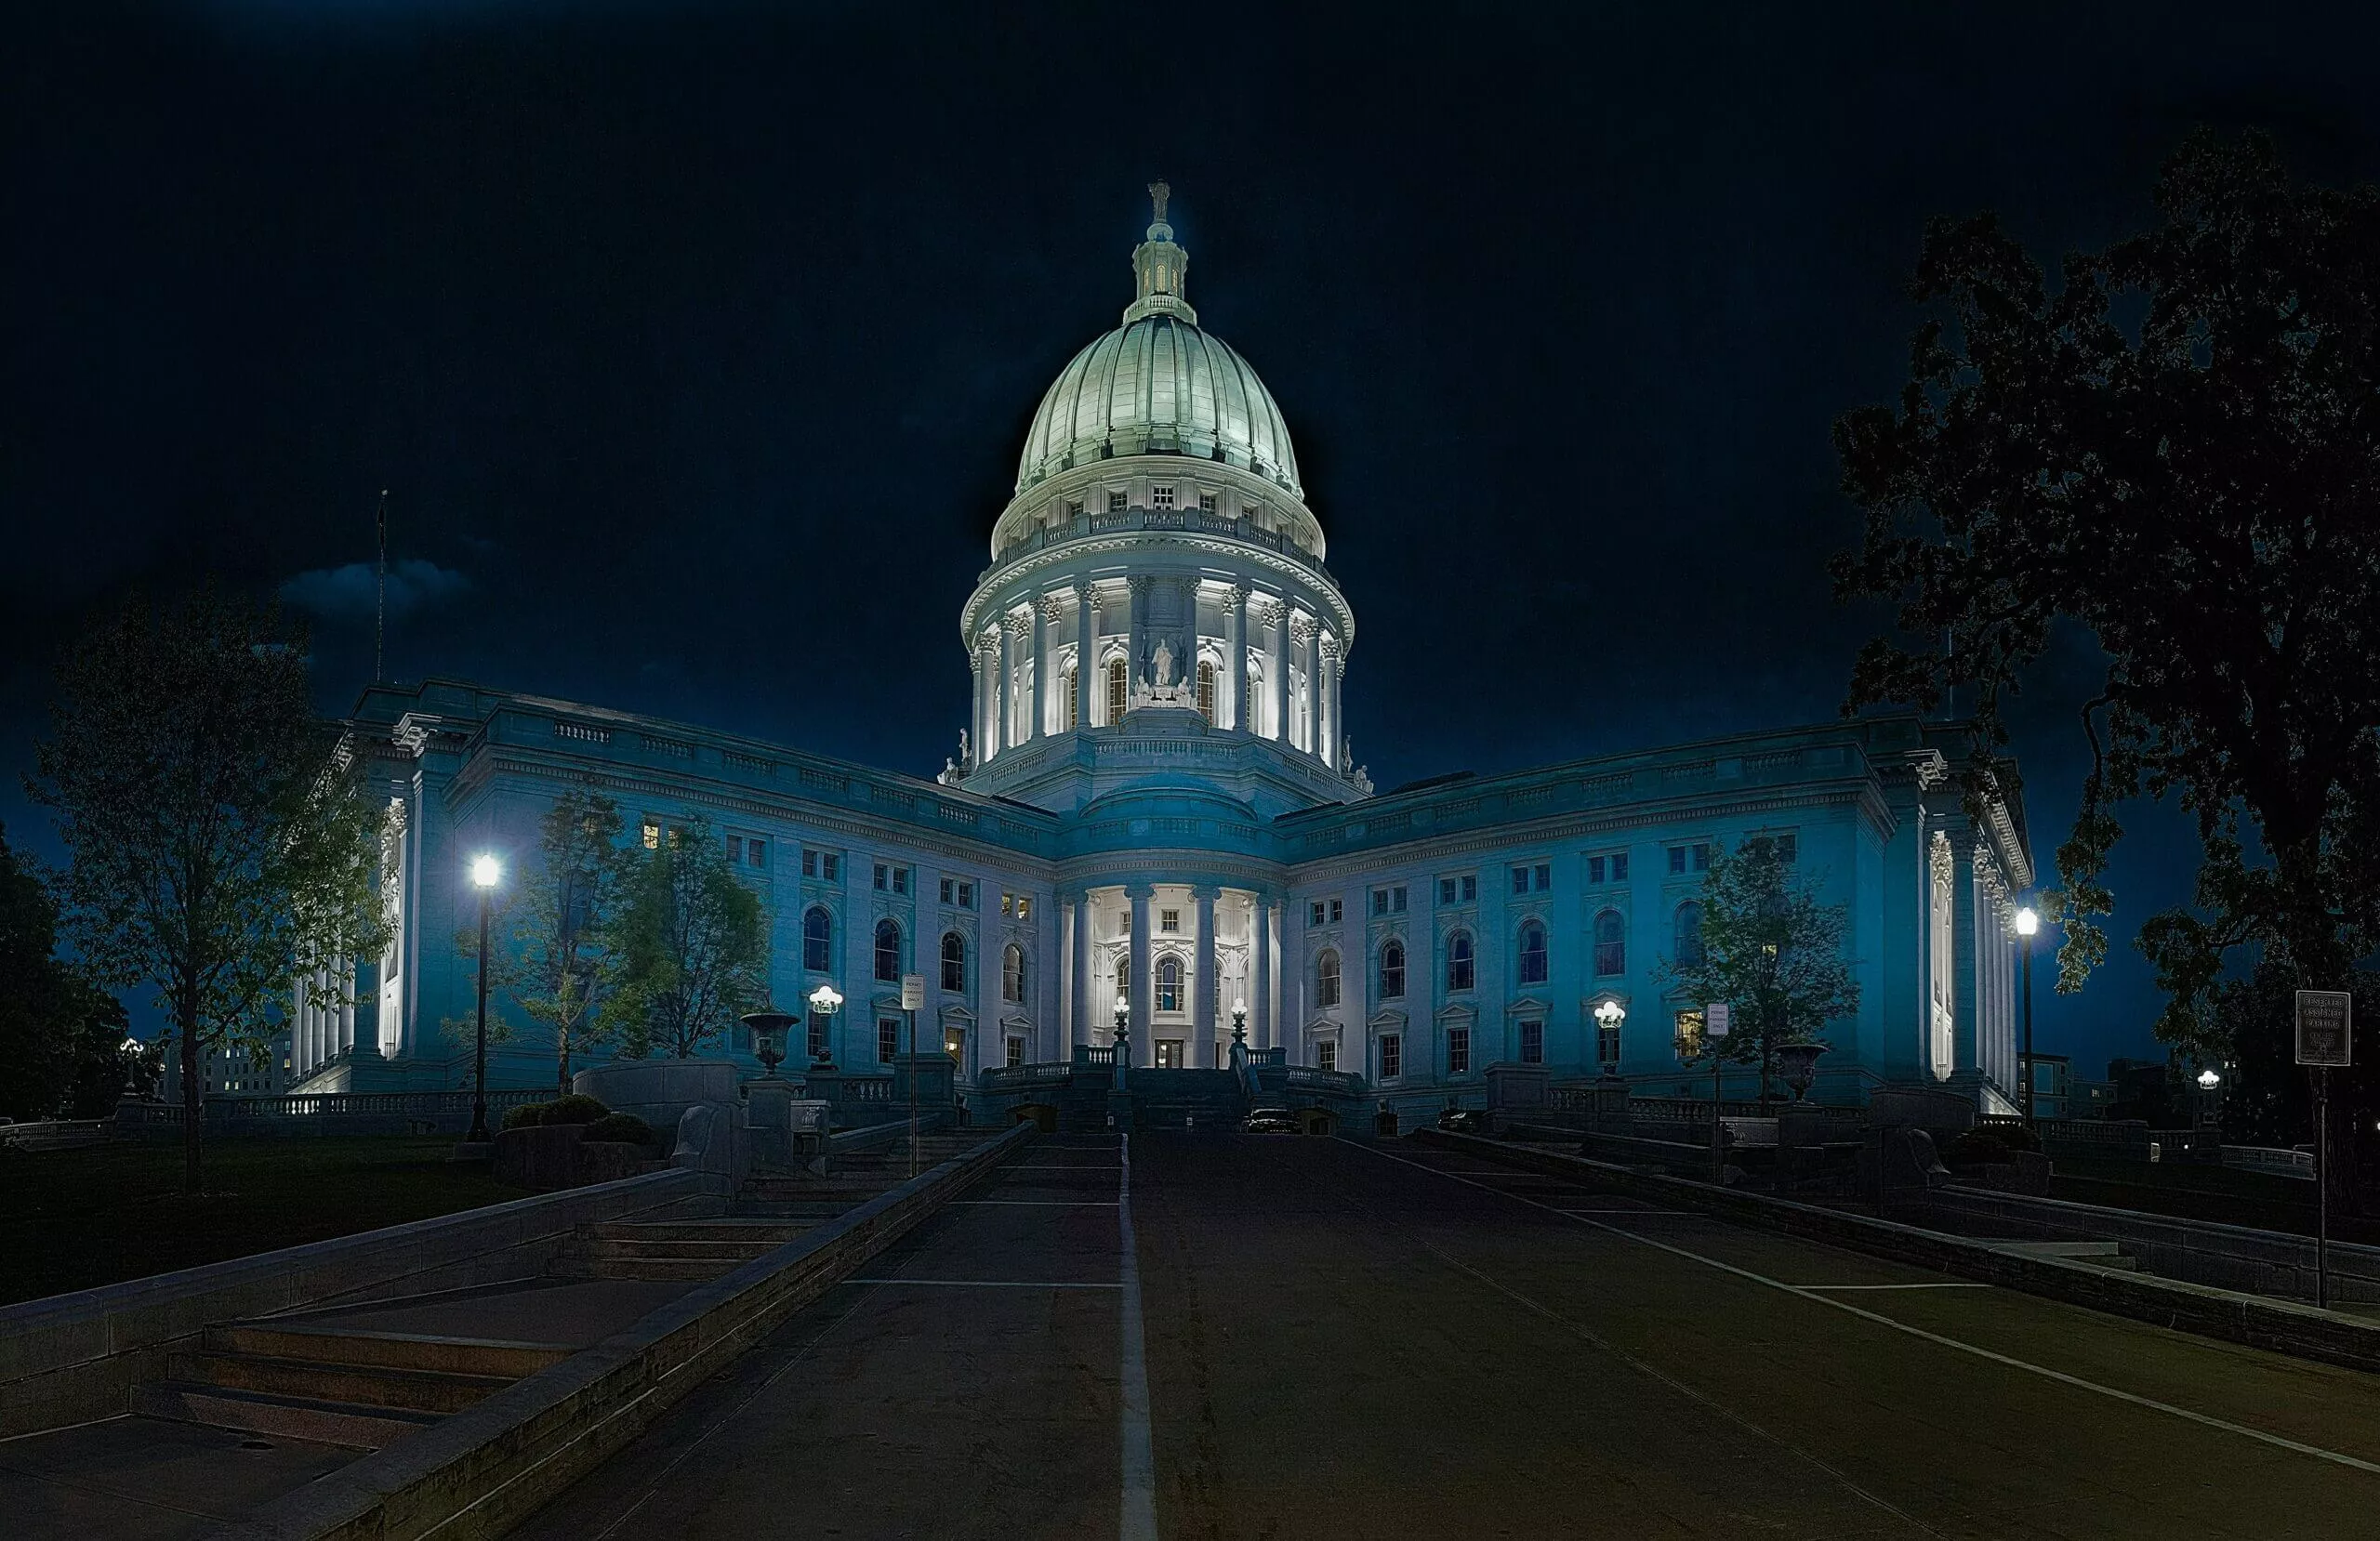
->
xmin=1197 ymin=661 xmax=1216 ymax=724
xmin=1017 ymin=895 xmax=1032 ymax=921
xmin=802 ymin=906 xmax=832 ymax=972
xmin=1448 ymin=1027 xmax=1471 ymax=1076
xmin=1447 ymin=932 xmax=1475 ymax=992
xmin=1064 ymin=667 xmax=1079 ymax=729
xmin=874 ymin=919 xmax=901 ymax=981
xmin=940 ymin=931 xmax=967 ymax=993
xmin=1520 ymin=1020 xmax=1543 ymax=1064
xmin=1152 ymin=485 xmax=1174 ymax=508
xmin=1674 ymin=1009 xmax=1705 ymax=1060
xmin=1107 ymin=659 xmax=1128 ymax=721
xmin=1594 ymin=910 xmax=1626 ymax=977
xmin=1380 ymin=941 xmax=1406 ymax=999
xmin=1003 ymin=943 xmax=1025 ymax=1003
xmin=641 ymin=821 xmax=660 ymax=850
xmin=1517 ymin=921 xmax=1548 ymax=985
xmin=1316 ymin=950 xmax=1341 ymax=1008
xmin=1380 ymin=1034 xmax=1402 ymax=1080
xmin=1157 ymin=955 xmax=1183 ymax=1010
xmin=1000 ymin=891 xmax=1013 ymax=916
xmin=1317 ymin=1040 xmax=1336 ymax=1072
xmin=1160 ymin=908 xmax=1181 ymax=934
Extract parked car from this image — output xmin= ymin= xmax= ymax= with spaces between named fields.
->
xmin=1244 ymin=1106 xmax=1300 ymax=1135
xmin=1435 ymin=1106 xmax=1486 ymax=1134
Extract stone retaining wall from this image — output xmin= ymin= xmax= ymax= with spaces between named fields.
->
xmin=1418 ymin=1129 xmax=2380 ymax=1376
xmin=0 ymin=1168 xmax=719 ymax=1441
xmin=210 ymin=1121 xmax=1035 ymax=1541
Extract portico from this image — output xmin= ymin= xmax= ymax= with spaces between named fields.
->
xmin=1064 ymin=881 xmax=1276 ymax=1067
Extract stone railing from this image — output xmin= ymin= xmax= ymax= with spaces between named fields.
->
xmin=114 ymin=1089 xmax=550 ymax=1136
xmin=984 ymin=506 xmax=1338 ymax=590
xmin=1244 ymin=1047 xmax=1285 ymax=1067
xmin=977 ymin=1062 xmax=1075 ymax=1093
xmin=1286 ymin=1066 xmax=1365 ymax=1097
xmin=1075 ymin=1045 xmax=1118 ymax=1067
xmin=2223 ymin=1144 xmax=2316 ymax=1179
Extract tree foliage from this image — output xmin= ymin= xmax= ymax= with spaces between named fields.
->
xmin=602 ymin=815 xmax=766 ymax=1060
xmin=1657 ymin=836 xmax=1862 ymax=1100
xmin=487 ymin=790 xmax=630 ymax=1094
xmin=29 ymin=588 xmax=390 ymax=1191
xmin=1832 ymin=130 xmax=2380 ymax=1060
xmin=0 ymin=822 xmax=129 ymax=1121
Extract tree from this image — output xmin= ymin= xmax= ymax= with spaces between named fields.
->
xmin=29 ymin=589 xmax=390 ymax=1192
xmin=0 ymin=821 xmax=127 ymax=1121
xmin=1832 ymin=130 xmax=2380 ymax=1067
xmin=602 ymin=815 xmax=767 ymax=1059
xmin=488 ymin=790 xmax=630 ymax=1094
xmin=1657 ymin=836 xmax=1862 ymax=1103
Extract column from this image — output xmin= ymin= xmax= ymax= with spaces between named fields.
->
xmin=1289 ymin=614 xmax=1315 ymax=753
xmin=977 ymin=634 xmax=998 ymax=764
xmin=1032 ymin=596 xmax=1056 ymax=740
xmin=1195 ymin=888 xmax=1220 ymax=1066
xmin=1223 ymin=585 xmax=1248 ymax=731
xmin=1266 ymin=600 xmax=1289 ymax=742
xmin=1070 ymin=893 xmax=1093 ymax=1047
xmin=1129 ymin=885 xmax=1154 ymax=1066
xmin=1125 ymin=576 xmax=1151 ymax=705
xmin=1252 ymin=896 xmax=1275 ymax=1055
xmin=968 ymin=650 xmax=984 ymax=769
xmin=993 ymin=612 xmax=1012 ymax=756
xmin=1317 ymin=633 xmax=1338 ymax=768
xmin=1073 ymin=584 xmax=1096 ymax=731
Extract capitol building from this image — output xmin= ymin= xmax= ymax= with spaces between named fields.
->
xmin=311 ymin=188 xmax=2031 ymax=1121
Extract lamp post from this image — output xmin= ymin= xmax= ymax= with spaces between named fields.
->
xmin=468 ymin=853 xmax=501 ymax=1143
xmin=1231 ymin=999 xmax=1248 ymax=1064
xmin=2197 ymin=1066 xmax=2222 ymax=1132
xmin=807 ymin=982 xmax=844 ymax=1066
xmin=2015 ymin=905 xmax=2040 ymax=1128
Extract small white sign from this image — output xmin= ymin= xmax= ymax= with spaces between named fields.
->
xmin=900 ymin=974 xmax=926 ymax=1012
xmin=1706 ymin=1003 xmax=1730 ymax=1040
xmin=2296 ymin=990 xmax=2352 ymax=1067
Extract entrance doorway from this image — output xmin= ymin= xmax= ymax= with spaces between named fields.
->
xmin=1156 ymin=1039 xmax=1183 ymax=1070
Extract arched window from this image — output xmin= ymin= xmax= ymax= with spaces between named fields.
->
xmin=1157 ymin=955 xmax=1183 ymax=1011
xmin=1379 ymin=940 xmax=1406 ymax=999
xmin=1316 ymin=950 xmax=1342 ymax=1008
xmin=1003 ymin=942 xmax=1025 ymax=1003
xmin=1063 ymin=665 xmax=1078 ymax=730
xmin=874 ymin=919 xmax=901 ymax=982
xmin=940 ymin=931 xmax=967 ymax=993
xmin=1447 ymin=931 xmax=1475 ymax=993
xmin=1115 ymin=955 xmax=1130 ymax=1005
xmin=1106 ymin=658 xmax=1128 ymax=723
xmin=1197 ymin=660 xmax=1217 ymax=724
xmin=1593 ymin=909 xmax=1626 ymax=977
xmin=1246 ymin=658 xmax=1266 ymax=736
xmin=1517 ymin=920 xmax=1548 ymax=985
xmin=802 ymin=906 xmax=833 ymax=972
xmin=1673 ymin=902 xmax=1705 ymax=968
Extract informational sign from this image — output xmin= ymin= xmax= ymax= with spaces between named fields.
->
xmin=900 ymin=973 xmax=926 ymax=1013
xmin=2295 ymin=990 xmax=2353 ymax=1067
xmin=1705 ymin=1003 xmax=1731 ymax=1040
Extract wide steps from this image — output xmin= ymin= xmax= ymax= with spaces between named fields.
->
xmin=165 ymin=1349 xmax=509 ymax=1415
xmin=1990 ymin=1239 xmax=2140 ymax=1271
xmin=572 ymin=1237 xmax=791 ymax=1262
xmin=549 ymin=1256 xmax=747 ymax=1283
xmin=581 ymin=1221 xmax=807 ymax=1245
xmin=207 ymin=1323 xmax=571 ymax=1379
xmin=132 ymin=1380 xmax=443 ymax=1450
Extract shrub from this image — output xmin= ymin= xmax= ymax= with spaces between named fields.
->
xmin=583 ymin=1112 xmax=656 ymax=1147
xmin=502 ymin=1102 xmax=548 ymax=1130
xmin=541 ymin=1093 xmax=610 ymax=1126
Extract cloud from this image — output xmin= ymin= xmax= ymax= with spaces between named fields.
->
xmin=280 ymin=559 xmax=469 ymax=623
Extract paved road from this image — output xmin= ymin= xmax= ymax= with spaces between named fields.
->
xmin=516 ymin=1133 xmax=2380 ymax=1540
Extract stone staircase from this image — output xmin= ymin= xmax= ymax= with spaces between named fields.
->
xmin=1127 ymin=1068 xmax=1250 ymax=1130
xmin=134 ymin=1321 xmax=564 ymax=1449
xmin=1989 ymin=1239 xmax=2139 ymax=1271
xmin=549 ymin=1219 xmax=813 ymax=1281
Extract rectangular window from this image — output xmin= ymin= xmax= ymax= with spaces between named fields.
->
xmin=728 ymin=834 xmax=743 ymax=862
xmin=1372 ymin=889 xmax=1389 ymax=917
xmin=1198 ymin=493 xmax=1217 ymax=513
xmin=1108 ymin=490 xmax=1129 ymax=513
xmin=641 ymin=821 xmax=660 ymax=850
xmin=1160 ymin=908 xmax=1181 ymax=933
xmin=1007 ymin=1035 xmax=1025 ymax=1068
xmin=1612 ymin=852 xmax=1628 ymax=881
xmin=1674 ymin=1009 xmax=1705 ymax=1060
xmin=1439 ymin=877 xmax=1455 ymax=905
xmin=807 ymin=1011 xmax=829 ymax=1059
xmin=1448 ymin=1027 xmax=1471 ymax=1076
xmin=1317 ymin=1040 xmax=1337 ymax=1072
xmin=1534 ymin=863 xmax=1551 ymax=891
xmin=879 ymin=1019 xmax=900 ymax=1063
xmin=1520 ymin=1020 xmax=1544 ymax=1065
xmin=1669 ymin=844 xmax=1711 ymax=876
xmin=875 ymin=863 xmax=889 ymax=890
xmin=750 ymin=838 xmax=769 ymax=868
xmin=1597 ymin=1014 xmax=1623 ymax=1069
xmin=940 ymin=877 xmax=954 ymax=904
xmin=1017 ymin=895 xmax=1032 ymax=921
xmin=1329 ymin=899 xmax=1342 ymax=923
xmin=1461 ymin=876 xmax=1476 ymax=902
xmin=1588 ymin=855 xmax=1604 ymax=884
xmin=1067 ymin=499 xmax=1085 ymax=519
xmin=1511 ymin=865 xmax=1530 ymax=896
xmin=1778 ymin=832 xmax=1798 ymax=863
xmin=894 ymin=866 xmax=909 ymax=894
xmin=1151 ymin=484 xmax=1174 ymax=508
xmin=1380 ymin=1034 xmax=1402 ymax=1081
xmin=1000 ymin=891 xmax=1014 ymax=916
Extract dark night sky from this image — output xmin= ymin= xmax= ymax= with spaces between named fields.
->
xmin=7 ymin=0 xmax=2378 ymax=1069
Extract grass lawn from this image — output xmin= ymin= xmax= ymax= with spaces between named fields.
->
xmin=0 ymin=1136 xmax=532 ymax=1307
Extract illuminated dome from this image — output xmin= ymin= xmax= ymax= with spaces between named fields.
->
xmin=1012 ymin=187 xmax=1302 ymax=497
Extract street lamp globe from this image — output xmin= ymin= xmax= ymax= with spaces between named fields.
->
xmin=470 ymin=853 xmax=502 ymax=889
xmin=807 ymin=982 xmax=844 ymax=1017
xmin=1593 ymin=999 xmax=1626 ymax=1029
xmin=2198 ymin=1067 xmax=2222 ymax=1091
xmin=2014 ymin=906 xmax=2039 ymax=938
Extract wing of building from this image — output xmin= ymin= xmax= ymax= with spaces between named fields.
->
xmin=305 ymin=187 xmax=2032 ymax=1123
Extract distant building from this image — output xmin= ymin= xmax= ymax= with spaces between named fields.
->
xmin=158 ymin=1033 xmax=294 ymax=1102
xmin=2019 ymin=1051 xmax=2070 ymax=1118
xmin=291 ymin=188 xmax=2037 ymax=1121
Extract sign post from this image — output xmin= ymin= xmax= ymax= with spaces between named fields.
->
xmin=2294 ymin=989 xmax=2353 ymax=1309
xmin=902 ymin=974 xmax=927 ymax=1179
xmin=1705 ymin=1004 xmax=1732 ymax=1184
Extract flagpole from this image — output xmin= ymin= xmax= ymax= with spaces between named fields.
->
xmin=375 ymin=488 xmax=389 ymax=682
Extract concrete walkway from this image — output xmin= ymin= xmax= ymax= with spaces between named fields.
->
xmin=509 ymin=1131 xmax=2380 ymax=1540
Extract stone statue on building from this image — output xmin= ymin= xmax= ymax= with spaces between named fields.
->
xmin=1149 ymin=639 xmax=1175 ymax=690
